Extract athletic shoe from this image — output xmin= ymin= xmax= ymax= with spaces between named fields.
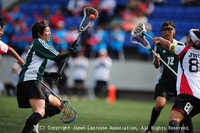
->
xmin=30 ymin=124 xmax=39 ymax=133
xmin=143 ymin=129 xmax=152 ymax=133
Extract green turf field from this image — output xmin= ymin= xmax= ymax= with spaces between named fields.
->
xmin=0 ymin=96 xmax=199 ymax=133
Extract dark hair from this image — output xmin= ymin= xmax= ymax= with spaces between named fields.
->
xmin=0 ymin=17 xmax=5 ymax=28
xmin=31 ymin=20 xmax=48 ymax=39
xmin=193 ymin=30 xmax=200 ymax=39
xmin=161 ymin=21 xmax=175 ymax=29
xmin=161 ymin=21 xmax=176 ymax=38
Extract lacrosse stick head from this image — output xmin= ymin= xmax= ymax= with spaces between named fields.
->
xmin=79 ymin=7 xmax=98 ymax=32
xmin=60 ymin=100 xmax=77 ymax=124
xmin=130 ymin=23 xmax=151 ymax=49
xmin=131 ymin=23 xmax=147 ymax=37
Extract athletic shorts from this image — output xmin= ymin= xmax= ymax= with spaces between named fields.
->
xmin=172 ymin=94 xmax=200 ymax=118
xmin=17 ymin=80 xmax=50 ymax=108
xmin=154 ymin=82 xmax=177 ymax=99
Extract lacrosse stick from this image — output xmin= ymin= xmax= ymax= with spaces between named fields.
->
xmin=56 ymin=7 xmax=98 ymax=84
xmin=130 ymin=23 xmax=177 ymax=76
xmin=40 ymin=81 xmax=77 ymax=124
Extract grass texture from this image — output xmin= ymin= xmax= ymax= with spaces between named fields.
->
xmin=0 ymin=96 xmax=199 ymax=133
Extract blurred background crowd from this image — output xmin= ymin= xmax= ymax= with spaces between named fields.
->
xmin=0 ymin=0 xmax=200 ymax=98
xmin=0 ymin=0 xmax=199 ymax=61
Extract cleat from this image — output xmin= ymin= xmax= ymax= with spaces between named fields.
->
xmin=30 ymin=124 xmax=39 ymax=133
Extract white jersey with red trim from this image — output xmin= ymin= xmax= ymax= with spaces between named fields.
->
xmin=173 ymin=45 xmax=200 ymax=99
xmin=0 ymin=40 xmax=9 ymax=54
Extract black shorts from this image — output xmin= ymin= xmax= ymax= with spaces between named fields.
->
xmin=17 ymin=80 xmax=50 ymax=108
xmin=172 ymin=94 xmax=200 ymax=118
xmin=154 ymin=82 xmax=177 ymax=99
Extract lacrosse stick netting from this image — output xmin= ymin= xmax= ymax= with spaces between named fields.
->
xmin=79 ymin=7 xmax=98 ymax=32
xmin=60 ymin=100 xmax=77 ymax=124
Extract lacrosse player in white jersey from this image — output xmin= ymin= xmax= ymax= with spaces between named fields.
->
xmin=143 ymin=21 xmax=193 ymax=133
xmin=16 ymin=20 xmax=78 ymax=133
xmin=153 ymin=29 xmax=200 ymax=133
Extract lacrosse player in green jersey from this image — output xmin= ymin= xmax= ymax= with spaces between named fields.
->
xmin=16 ymin=20 xmax=78 ymax=133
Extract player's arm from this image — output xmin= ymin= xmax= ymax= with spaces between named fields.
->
xmin=53 ymin=39 xmax=78 ymax=62
xmin=152 ymin=37 xmax=175 ymax=54
xmin=7 ymin=47 xmax=24 ymax=67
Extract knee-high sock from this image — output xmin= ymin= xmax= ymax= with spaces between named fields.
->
xmin=42 ymin=106 xmax=61 ymax=119
xmin=168 ymin=120 xmax=179 ymax=133
xmin=183 ymin=118 xmax=193 ymax=133
xmin=148 ymin=107 xmax=161 ymax=130
xmin=21 ymin=112 xmax=42 ymax=133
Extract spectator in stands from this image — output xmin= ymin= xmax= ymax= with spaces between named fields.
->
xmin=137 ymin=23 xmax=155 ymax=60
xmin=133 ymin=9 xmax=148 ymax=28
xmin=65 ymin=27 xmax=80 ymax=51
xmin=3 ymin=63 xmax=21 ymax=96
xmin=52 ymin=20 xmax=69 ymax=52
xmin=92 ymin=25 xmax=109 ymax=58
xmin=64 ymin=0 xmax=89 ymax=17
xmin=93 ymin=49 xmax=112 ymax=97
xmin=9 ymin=3 xmax=25 ymax=23
xmin=65 ymin=27 xmax=82 ymax=58
xmin=80 ymin=24 xmax=96 ymax=58
xmin=126 ymin=0 xmax=138 ymax=12
xmin=138 ymin=0 xmax=155 ymax=16
xmin=49 ymin=8 xmax=65 ymax=30
xmin=33 ymin=6 xmax=51 ymax=25
xmin=108 ymin=23 xmax=126 ymax=61
xmin=71 ymin=51 xmax=89 ymax=97
xmin=121 ymin=6 xmax=137 ymax=32
xmin=10 ymin=17 xmax=32 ymax=55
xmin=97 ymin=0 xmax=117 ymax=24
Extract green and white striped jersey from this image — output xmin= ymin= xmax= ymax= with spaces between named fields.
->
xmin=154 ymin=39 xmax=184 ymax=83
xmin=18 ymin=38 xmax=59 ymax=84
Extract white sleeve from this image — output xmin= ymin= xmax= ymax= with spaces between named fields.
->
xmin=0 ymin=40 xmax=9 ymax=54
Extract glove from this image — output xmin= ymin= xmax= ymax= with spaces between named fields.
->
xmin=49 ymin=72 xmax=63 ymax=81
xmin=69 ymin=39 xmax=78 ymax=54
xmin=43 ymin=72 xmax=63 ymax=81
